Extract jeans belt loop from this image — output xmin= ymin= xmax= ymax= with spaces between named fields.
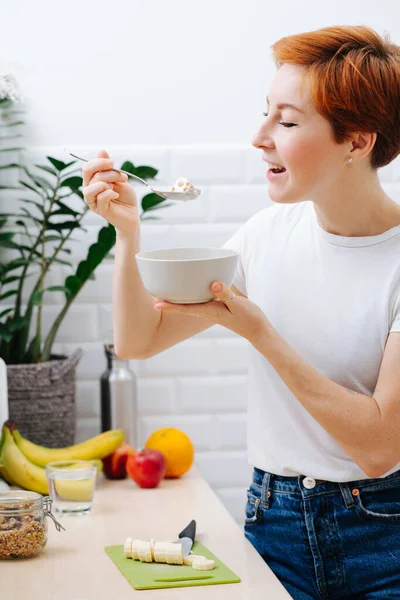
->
xmin=261 ymin=471 xmax=272 ymax=509
xmin=339 ymin=482 xmax=355 ymax=509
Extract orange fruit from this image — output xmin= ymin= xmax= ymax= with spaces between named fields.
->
xmin=144 ymin=428 xmax=194 ymax=478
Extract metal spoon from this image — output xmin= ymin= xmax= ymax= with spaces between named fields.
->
xmin=64 ymin=148 xmax=201 ymax=202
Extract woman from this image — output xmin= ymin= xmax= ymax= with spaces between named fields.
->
xmin=83 ymin=25 xmax=400 ymax=599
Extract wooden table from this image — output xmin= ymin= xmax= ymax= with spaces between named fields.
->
xmin=2 ymin=466 xmax=292 ymax=599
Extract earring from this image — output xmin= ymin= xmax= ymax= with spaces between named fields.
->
xmin=347 ymin=157 xmax=353 ymax=163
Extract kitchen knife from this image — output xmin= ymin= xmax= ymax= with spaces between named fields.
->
xmin=176 ymin=519 xmax=196 ymax=556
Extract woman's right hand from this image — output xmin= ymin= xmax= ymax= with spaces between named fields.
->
xmin=82 ymin=148 xmax=140 ymax=236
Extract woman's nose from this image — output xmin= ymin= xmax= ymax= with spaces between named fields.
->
xmin=252 ymin=127 xmax=274 ymax=149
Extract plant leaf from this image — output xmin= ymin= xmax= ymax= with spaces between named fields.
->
xmin=0 ymin=289 xmax=18 ymax=300
xmin=120 ymin=160 xmax=135 ymax=174
xmin=0 ymin=147 xmax=25 ymax=153
xmin=46 ymin=285 xmax=69 ymax=293
xmin=87 ymin=243 xmax=106 ymax=269
xmin=31 ymin=290 xmax=43 ymax=305
xmin=27 ymin=334 xmax=41 ymax=363
xmin=20 ymin=198 xmax=45 ymax=214
xmin=49 ymin=257 xmax=73 ymax=267
xmin=64 ymin=275 xmax=81 ymax=299
xmin=76 ymin=260 xmax=90 ymax=281
xmin=47 ymin=156 xmax=75 ymax=172
xmin=8 ymin=316 xmax=29 ymax=333
xmin=98 ymin=225 xmax=116 ymax=247
xmin=0 ymin=324 xmax=12 ymax=344
xmin=44 ymin=234 xmax=63 ymax=242
xmin=141 ymin=193 xmax=166 ymax=211
xmin=4 ymin=258 xmax=32 ymax=272
xmin=46 ymin=221 xmax=80 ymax=232
xmin=19 ymin=180 xmax=43 ymax=196
xmin=60 ymin=176 xmax=82 ymax=189
xmin=0 ymin=308 xmax=13 ymax=319
xmin=1 ymin=275 xmax=20 ymax=285
xmin=35 ymin=164 xmax=58 ymax=176
xmin=134 ymin=165 xmax=158 ymax=180
xmin=20 ymin=207 xmax=42 ymax=225
xmin=0 ymin=162 xmax=20 ymax=169
xmin=21 ymin=167 xmax=52 ymax=192
xmin=0 ymin=232 xmax=19 ymax=249
xmin=0 ymin=133 xmax=23 ymax=141
xmin=0 ymin=120 xmax=24 ymax=127
xmin=51 ymin=200 xmax=79 ymax=217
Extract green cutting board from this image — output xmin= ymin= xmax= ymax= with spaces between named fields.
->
xmin=105 ymin=541 xmax=241 ymax=590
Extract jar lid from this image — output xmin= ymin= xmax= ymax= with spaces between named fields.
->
xmin=0 ymin=490 xmax=44 ymax=513
xmin=0 ymin=491 xmax=65 ymax=531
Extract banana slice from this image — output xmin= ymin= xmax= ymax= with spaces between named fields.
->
xmin=192 ymin=559 xmax=215 ymax=570
xmin=165 ymin=542 xmax=183 ymax=565
xmin=131 ymin=539 xmax=144 ymax=560
xmin=124 ymin=537 xmax=133 ymax=558
xmin=125 ymin=538 xmax=184 ymax=565
xmin=183 ymin=554 xmax=207 ymax=566
xmin=138 ymin=541 xmax=152 ymax=563
xmin=153 ymin=541 xmax=167 ymax=563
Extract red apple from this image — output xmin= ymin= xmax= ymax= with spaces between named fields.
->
xmin=126 ymin=448 xmax=166 ymax=488
xmin=102 ymin=443 xmax=136 ymax=480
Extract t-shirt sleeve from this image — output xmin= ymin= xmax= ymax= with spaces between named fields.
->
xmin=222 ymin=224 xmax=248 ymax=296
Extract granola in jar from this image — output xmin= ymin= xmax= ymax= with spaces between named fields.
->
xmin=0 ymin=490 xmax=63 ymax=559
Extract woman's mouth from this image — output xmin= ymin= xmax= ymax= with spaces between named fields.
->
xmin=267 ymin=164 xmax=287 ymax=181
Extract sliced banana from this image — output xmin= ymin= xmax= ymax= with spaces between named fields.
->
xmin=165 ymin=541 xmax=183 ymax=565
xmin=124 ymin=537 xmax=133 ymax=558
xmin=131 ymin=539 xmax=144 ymax=560
xmin=125 ymin=538 xmax=185 ymax=566
xmin=192 ymin=559 xmax=215 ymax=571
xmin=138 ymin=540 xmax=152 ymax=563
xmin=183 ymin=554 xmax=207 ymax=566
xmin=153 ymin=541 xmax=167 ymax=564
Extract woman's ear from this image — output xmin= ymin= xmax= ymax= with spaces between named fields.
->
xmin=349 ymin=131 xmax=377 ymax=161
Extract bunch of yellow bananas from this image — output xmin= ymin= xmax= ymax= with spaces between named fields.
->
xmin=0 ymin=421 xmax=124 ymax=495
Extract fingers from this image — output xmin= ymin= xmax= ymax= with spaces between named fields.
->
xmin=89 ymin=169 xmax=128 ymax=186
xmin=82 ymin=158 xmax=115 ymax=187
xmin=96 ymin=187 xmax=119 ymax=216
xmin=83 ymin=181 xmax=119 ymax=213
xmin=211 ymin=282 xmax=235 ymax=304
xmin=97 ymin=148 xmax=110 ymax=160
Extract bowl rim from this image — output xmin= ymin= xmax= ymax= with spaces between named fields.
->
xmin=135 ymin=247 xmax=239 ymax=262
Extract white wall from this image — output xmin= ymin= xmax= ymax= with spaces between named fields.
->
xmin=1 ymin=0 xmax=400 ymax=524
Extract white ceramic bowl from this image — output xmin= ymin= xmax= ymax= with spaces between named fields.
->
xmin=135 ymin=247 xmax=239 ymax=304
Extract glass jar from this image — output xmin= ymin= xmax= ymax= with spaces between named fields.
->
xmin=0 ymin=490 xmax=63 ymax=559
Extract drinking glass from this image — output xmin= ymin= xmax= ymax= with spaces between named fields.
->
xmin=45 ymin=460 xmax=98 ymax=516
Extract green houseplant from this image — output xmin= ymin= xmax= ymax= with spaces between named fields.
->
xmin=0 ymin=75 xmax=174 ymax=445
xmin=0 ymin=155 xmax=171 ymax=364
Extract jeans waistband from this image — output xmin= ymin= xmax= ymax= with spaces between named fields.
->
xmin=252 ymin=467 xmax=400 ymax=509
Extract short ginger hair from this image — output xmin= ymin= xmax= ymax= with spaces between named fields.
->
xmin=272 ymin=25 xmax=400 ymax=169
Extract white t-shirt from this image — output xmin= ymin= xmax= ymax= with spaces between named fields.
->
xmin=223 ymin=200 xmax=400 ymax=482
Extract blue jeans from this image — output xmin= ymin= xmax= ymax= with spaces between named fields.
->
xmin=244 ymin=467 xmax=400 ymax=599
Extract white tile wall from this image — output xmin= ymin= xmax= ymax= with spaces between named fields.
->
xmin=3 ymin=144 xmax=400 ymax=525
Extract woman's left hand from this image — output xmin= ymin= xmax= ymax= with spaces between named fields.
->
xmin=154 ymin=281 xmax=272 ymax=345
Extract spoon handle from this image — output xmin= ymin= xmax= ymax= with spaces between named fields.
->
xmin=64 ymin=148 xmax=151 ymax=188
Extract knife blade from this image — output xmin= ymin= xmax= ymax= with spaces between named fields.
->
xmin=176 ymin=519 xmax=196 ymax=556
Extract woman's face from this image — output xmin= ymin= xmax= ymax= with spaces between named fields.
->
xmin=252 ymin=63 xmax=351 ymax=204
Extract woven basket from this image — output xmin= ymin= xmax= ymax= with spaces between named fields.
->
xmin=6 ymin=349 xmax=83 ymax=447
